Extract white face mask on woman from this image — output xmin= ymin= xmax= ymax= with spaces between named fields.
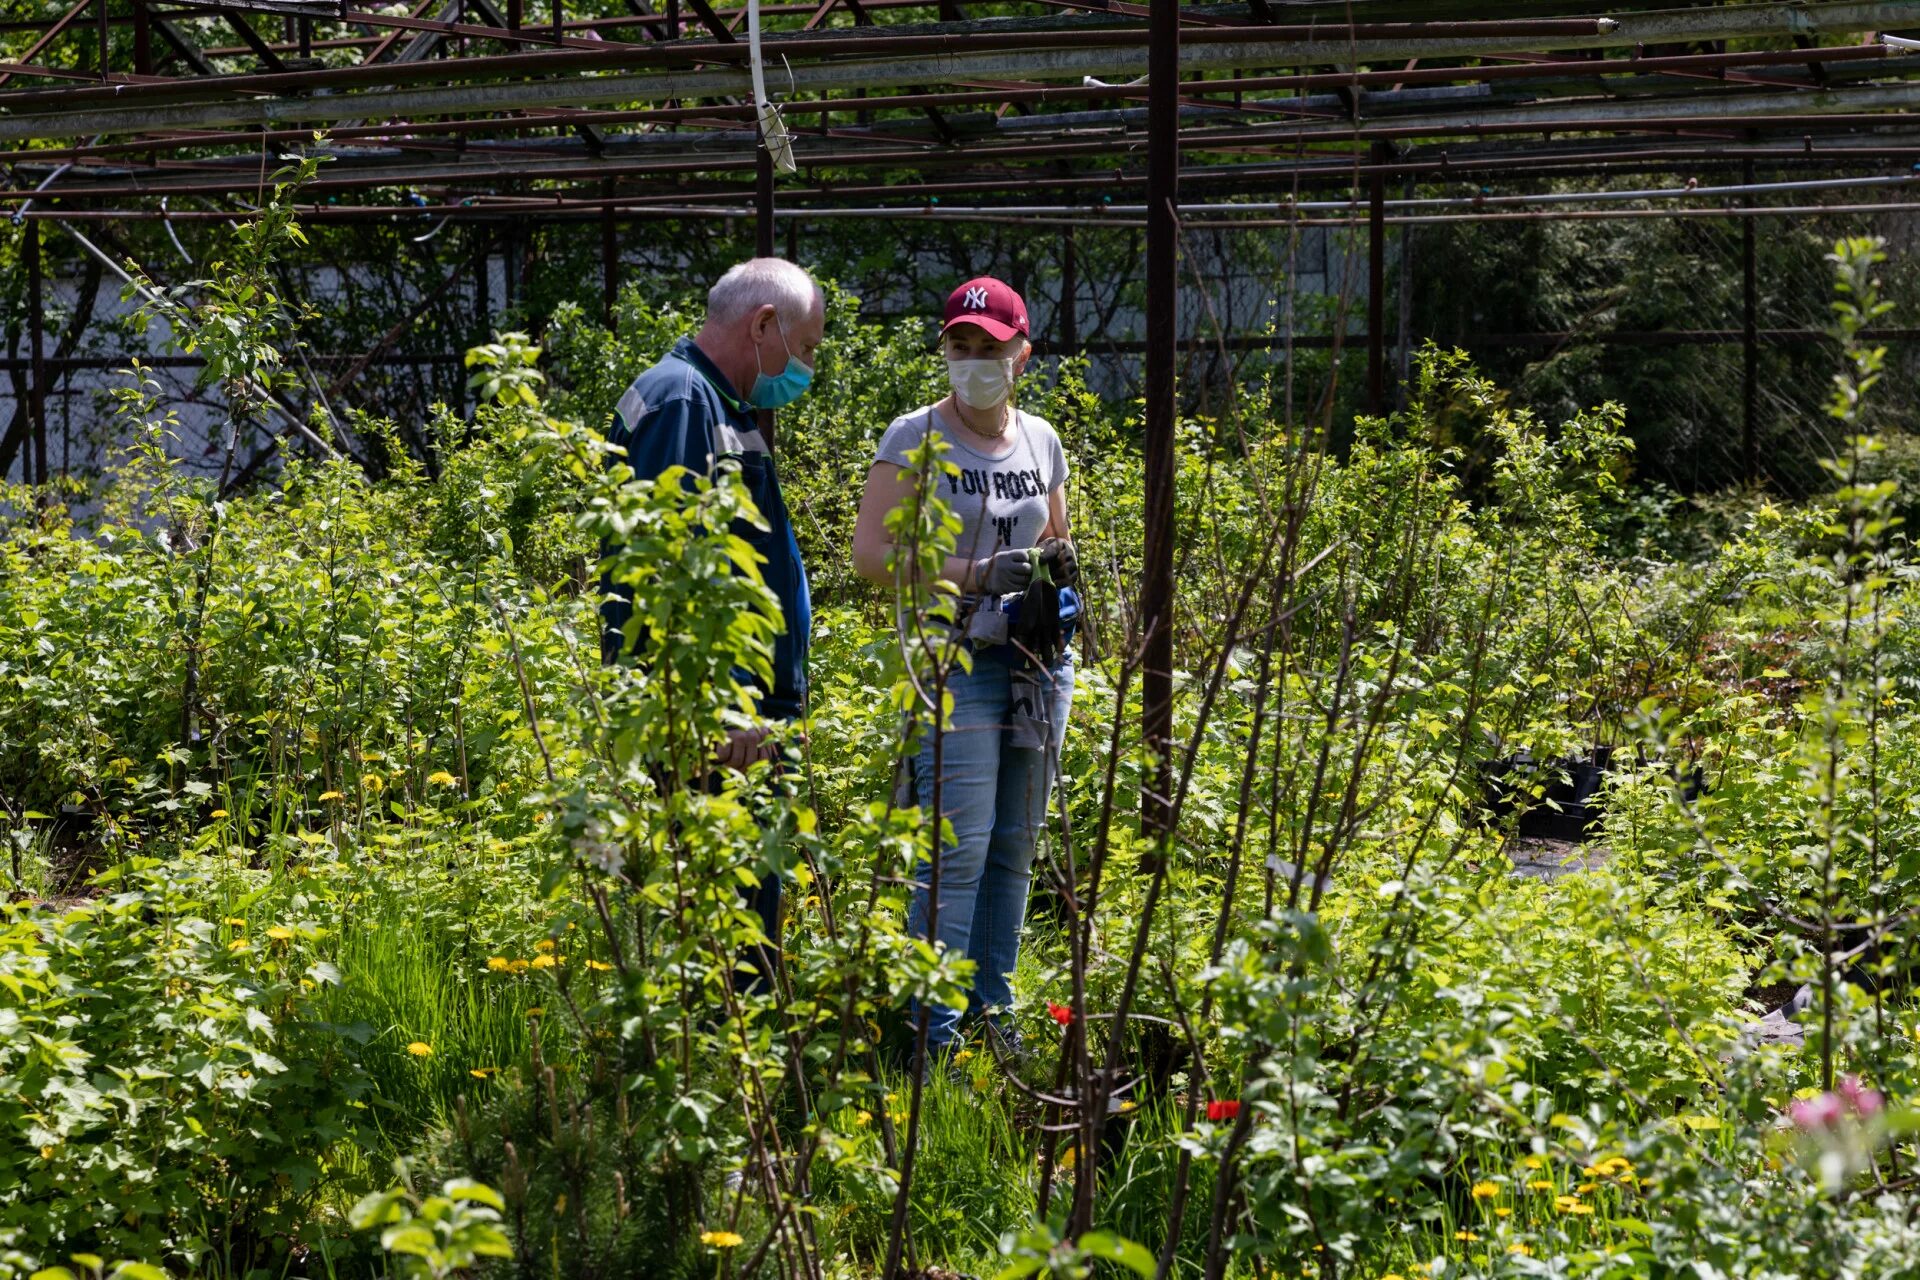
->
xmin=947 ymin=356 xmax=1016 ymax=410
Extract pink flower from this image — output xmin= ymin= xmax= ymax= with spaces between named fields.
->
xmin=1839 ymin=1075 xmax=1884 ymax=1119
xmin=1206 ymin=1099 xmax=1241 ymax=1122
xmin=1789 ymin=1093 xmax=1846 ymax=1132
xmin=1047 ymin=1002 xmax=1074 ymax=1026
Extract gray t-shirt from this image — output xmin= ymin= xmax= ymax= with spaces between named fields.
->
xmin=874 ymin=405 xmax=1069 ymax=562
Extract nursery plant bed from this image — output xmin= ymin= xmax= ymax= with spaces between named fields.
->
xmin=1506 ymin=837 xmax=1612 ymax=881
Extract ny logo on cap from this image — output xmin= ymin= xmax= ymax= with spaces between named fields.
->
xmin=963 ymin=286 xmax=989 ymax=309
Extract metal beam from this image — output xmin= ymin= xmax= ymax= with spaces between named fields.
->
xmin=12 ymin=2 xmax=1920 ymax=141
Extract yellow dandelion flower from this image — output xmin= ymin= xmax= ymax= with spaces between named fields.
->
xmin=1575 ymin=1182 xmax=1596 ymax=1194
xmin=585 ymin=959 xmax=613 ymax=972
xmin=406 ymin=1041 xmax=433 ymax=1057
xmin=952 ymin=1049 xmax=974 ymax=1065
xmin=224 ymin=917 xmax=246 ymax=927
xmin=428 ymin=771 xmax=458 ymax=787
xmin=266 ymin=925 xmax=294 ymax=941
xmin=1119 ymin=1100 xmax=1138 ymax=1114
xmin=1453 ymin=1230 xmax=1479 ymax=1241
xmin=1521 ymin=1155 xmax=1546 ymax=1170
xmin=508 ymin=959 xmax=530 ymax=973
xmin=1470 ymin=1181 xmax=1499 ymax=1201
xmin=211 ymin=809 xmax=229 ymax=819
xmin=1567 ymin=1204 xmax=1594 ymax=1216
xmin=470 ymin=1067 xmax=496 ymax=1079
xmin=700 ymin=1231 xmax=743 ymax=1249
xmin=1494 ymin=1207 xmax=1512 ymax=1218
xmin=318 ymin=791 xmax=344 ymax=802
xmin=228 ymin=940 xmax=250 ymax=953
xmin=487 ymin=957 xmax=510 ymax=972
xmin=854 ymin=1111 xmax=872 ymax=1127
xmin=1507 ymin=1244 xmax=1533 ymax=1257
xmin=1554 ymin=1195 xmax=1581 ymax=1213
xmin=530 ymin=954 xmax=557 ymax=969
xmin=1528 ymin=1180 xmax=1554 ymax=1192
xmin=40 ymin=1145 xmax=55 ymax=1159
xmin=527 ymin=1006 xmax=544 ymax=1017
xmin=361 ymin=774 xmax=385 ymax=794
xmin=535 ymin=939 xmax=556 ymax=954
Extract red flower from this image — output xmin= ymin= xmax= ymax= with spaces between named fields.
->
xmin=1047 ymin=1002 xmax=1074 ymax=1026
xmin=1206 ymin=1100 xmax=1241 ymax=1122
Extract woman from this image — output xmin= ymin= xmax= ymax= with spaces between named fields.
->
xmin=851 ymin=276 xmax=1077 ymax=1061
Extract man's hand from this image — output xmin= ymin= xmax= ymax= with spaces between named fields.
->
xmin=717 ymin=727 xmax=777 ymax=772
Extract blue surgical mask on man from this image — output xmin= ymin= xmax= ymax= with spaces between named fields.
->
xmin=748 ymin=314 xmax=814 ymax=409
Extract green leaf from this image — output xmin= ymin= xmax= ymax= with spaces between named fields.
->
xmin=108 ymin=1264 xmax=169 ymax=1280
xmin=381 ymin=1224 xmax=437 ymax=1257
xmin=348 ymin=1188 xmax=407 ymax=1229
xmin=1078 ymin=1232 xmax=1156 ymax=1278
xmin=443 ymin=1178 xmax=506 ymax=1210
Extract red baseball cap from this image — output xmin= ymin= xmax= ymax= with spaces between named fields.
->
xmin=941 ymin=276 xmax=1028 ymax=342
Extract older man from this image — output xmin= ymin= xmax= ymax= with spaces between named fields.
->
xmin=601 ymin=258 xmax=823 ymax=983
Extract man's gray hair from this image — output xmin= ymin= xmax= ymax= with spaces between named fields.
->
xmin=706 ymin=257 xmax=824 ymax=328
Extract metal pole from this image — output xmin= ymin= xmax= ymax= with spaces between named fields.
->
xmin=26 ymin=220 xmax=46 ymax=487
xmin=1743 ymin=155 xmax=1758 ymax=486
xmin=132 ymin=0 xmax=152 ymax=75
xmin=756 ymin=143 xmax=776 ymax=257
xmin=1141 ymin=0 xmax=1178 ymax=838
xmin=756 ymin=141 xmax=776 ymax=449
xmin=1060 ymin=223 xmax=1078 ymax=349
xmin=601 ymin=178 xmax=617 ymax=325
xmin=96 ymin=0 xmax=108 ymax=81
xmin=1367 ymin=140 xmax=1387 ymax=415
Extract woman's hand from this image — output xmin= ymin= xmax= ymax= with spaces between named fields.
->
xmin=974 ymin=548 xmax=1034 ymax=595
xmin=1039 ymin=537 xmax=1078 ymax=588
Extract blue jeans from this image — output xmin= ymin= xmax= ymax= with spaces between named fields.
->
xmin=907 ymin=650 xmax=1074 ymax=1048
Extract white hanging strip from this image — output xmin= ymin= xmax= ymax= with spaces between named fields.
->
xmin=748 ymin=0 xmax=796 ymax=174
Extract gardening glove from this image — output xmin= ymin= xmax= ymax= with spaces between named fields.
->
xmin=1010 ymin=545 xmax=1065 ymax=665
xmin=974 ymin=547 xmax=1034 ymax=595
xmin=1039 ymin=537 xmax=1079 ymax=588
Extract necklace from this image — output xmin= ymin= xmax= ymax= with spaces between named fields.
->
xmin=952 ymin=399 xmax=1012 ymax=441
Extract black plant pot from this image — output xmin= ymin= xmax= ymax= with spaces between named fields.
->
xmin=1480 ymin=747 xmax=1613 ymax=841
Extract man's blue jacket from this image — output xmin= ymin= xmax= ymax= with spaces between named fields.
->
xmin=600 ymin=336 xmax=811 ymax=722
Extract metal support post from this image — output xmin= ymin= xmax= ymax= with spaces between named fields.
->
xmin=133 ymin=0 xmax=153 ymax=75
xmin=601 ymin=179 xmax=617 ymax=325
xmin=1141 ymin=0 xmax=1178 ymax=838
xmin=1743 ymin=156 xmax=1758 ymax=486
xmin=27 ymin=221 xmax=47 ymax=487
xmin=756 ymin=142 xmax=777 ymax=448
xmin=1367 ymin=140 xmax=1388 ymax=415
xmin=1060 ymin=224 xmax=1078 ymax=349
